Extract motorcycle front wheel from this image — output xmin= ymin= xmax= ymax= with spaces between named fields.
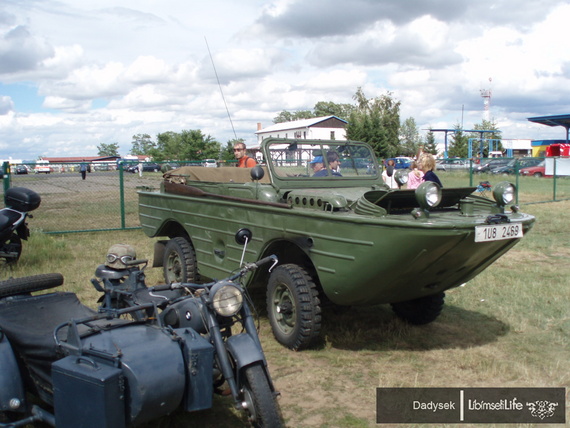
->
xmin=0 ymin=233 xmax=22 ymax=264
xmin=241 ymin=363 xmax=282 ymax=428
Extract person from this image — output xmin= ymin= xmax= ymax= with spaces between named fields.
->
xmin=419 ymin=153 xmax=443 ymax=187
xmin=311 ymin=152 xmax=342 ymax=177
xmin=407 ymin=160 xmax=424 ymax=189
xmin=79 ymin=160 xmax=87 ymax=180
xmin=382 ymin=159 xmax=398 ymax=189
xmin=233 ymin=142 xmax=257 ymax=168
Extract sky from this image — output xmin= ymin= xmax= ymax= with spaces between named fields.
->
xmin=1 ymin=0 xmax=570 ymax=161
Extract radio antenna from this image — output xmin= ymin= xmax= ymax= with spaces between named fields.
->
xmin=204 ymin=36 xmax=238 ymax=140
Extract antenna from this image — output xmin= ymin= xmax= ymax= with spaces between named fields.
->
xmin=204 ymin=36 xmax=238 ymax=140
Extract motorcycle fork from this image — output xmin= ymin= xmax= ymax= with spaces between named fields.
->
xmin=205 ymin=311 xmax=241 ymax=402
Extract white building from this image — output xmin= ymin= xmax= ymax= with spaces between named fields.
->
xmin=254 ymin=115 xmax=348 ymax=144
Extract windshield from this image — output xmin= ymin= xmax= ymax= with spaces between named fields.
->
xmin=264 ymin=141 xmax=378 ymax=179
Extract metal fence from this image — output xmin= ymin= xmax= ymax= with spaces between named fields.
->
xmin=2 ymin=157 xmax=569 ymax=234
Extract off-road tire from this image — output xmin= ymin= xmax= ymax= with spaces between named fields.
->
xmin=163 ymin=237 xmax=198 ymax=284
xmin=267 ymin=264 xmax=321 ymax=350
xmin=391 ymin=292 xmax=445 ymax=325
xmin=241 ymin=363 xmax=283 ymax=428
xmin=0 ymin=273 xmax=64 ymax=298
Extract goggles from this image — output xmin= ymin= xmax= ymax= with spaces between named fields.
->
xmin=106 ymin=253 xmax=134 ymax=264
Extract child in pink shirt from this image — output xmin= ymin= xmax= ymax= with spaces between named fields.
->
xmin=407 ymin=161 xmax=424 ymax=189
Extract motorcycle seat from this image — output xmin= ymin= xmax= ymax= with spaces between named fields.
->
xmin=0 ymin=208 xmax=21 ymax=235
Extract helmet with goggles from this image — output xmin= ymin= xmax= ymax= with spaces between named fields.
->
xmin=105 ymin=244 xmax=136 ymax=269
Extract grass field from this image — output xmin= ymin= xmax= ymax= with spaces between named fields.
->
xmin=1 ymin=187 xmax=569 ymax=426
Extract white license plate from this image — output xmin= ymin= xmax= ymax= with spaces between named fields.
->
xmin=475 ymin=223 xmax=523 ymax=242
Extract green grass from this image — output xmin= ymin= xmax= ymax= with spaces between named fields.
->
xmin=1 ymin=190 xmax=569 ymax=427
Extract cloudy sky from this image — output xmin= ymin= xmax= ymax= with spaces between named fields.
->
xmin=1 ymin=0 xmax=569 ymax=160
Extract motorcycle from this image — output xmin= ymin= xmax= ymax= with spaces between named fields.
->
xmin=0 ymin=187 xmax=41 ymax=264
xmin=0 ymin=229 xmax=283 ymax=428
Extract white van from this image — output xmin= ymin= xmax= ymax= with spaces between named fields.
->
xmin=34 ymin=160 xmax=51 ymax=174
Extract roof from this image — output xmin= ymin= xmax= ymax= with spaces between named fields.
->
xmin=40 ymin=156 xmax=120 ymax=163
xmin=528 ymin=114 xmax=570 ymax=128
xmin=255 ymin=115 xmax=347 ymax=134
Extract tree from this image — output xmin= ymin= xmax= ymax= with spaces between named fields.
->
xmin=130 ymin=134 xmax=155 ymax=156
xmin=469 ymin=119 xmax=502 ymax=157
xmin=345 ymin=88 xmax=401 ymax=159
xmin=153 ymin=130 xmax=221 ymax=161
xmin=97 ymin=142 xmax=119 ymax=157
xmin=399 ymin=117 xmax=422 ymax=157
xmin=423 ymin=129 xmax=438 ymax=156
xmin=273 ymin=110 xmax=314 ymax=124
xmin=313 ymin=101 xmax=355 ymax=121
xmin=448 ymin=124 xmax=469 ymax=158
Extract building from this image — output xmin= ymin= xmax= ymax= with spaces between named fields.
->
xmin=254 ymin=116 xmax=348 ymax=144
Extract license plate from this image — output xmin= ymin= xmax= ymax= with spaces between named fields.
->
xmin=475 ymin=223 xmax=523 ymax=242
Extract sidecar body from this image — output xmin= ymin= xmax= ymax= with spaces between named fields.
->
xmin=0 ymin=290 xmax=214 ymax=428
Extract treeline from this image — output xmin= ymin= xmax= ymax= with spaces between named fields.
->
xmin=97 ymin=87 xmax=501 ymax=161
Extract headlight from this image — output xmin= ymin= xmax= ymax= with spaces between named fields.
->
xmin=415 ymin=181 xmax=442 ymax=210
xmin=394 ymin=169 xmax=408 ymax=186
xmin=211 ymin=281 xmax=243 ymax=317
xmin=493 ymin=181 xmax=516 ymax=207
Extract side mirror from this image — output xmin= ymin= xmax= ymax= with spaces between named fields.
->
xmin=250 ymin=165 xmax=264 ymax=181
xmin=235 ymin=228 xmax=253 ymax=245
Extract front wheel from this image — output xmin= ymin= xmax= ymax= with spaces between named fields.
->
xmin=391 ymin=292 xmax=445 ymax=325
xmin=267 ymin=264 xmax=321 ymax=350
xmin=0 ymin=233 xmax=22 ymax=264
xmin=163 ymin=237 xmax=198 ymax=284
xmin=241 ymin=363 xmax=283 ymax=428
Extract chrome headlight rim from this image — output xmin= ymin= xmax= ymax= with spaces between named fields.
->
xmin=493 ymin=181 xmax=516 ymax=207
xmin=394 ymin=169 xmax=409 ymax=186
xmin=210 ymin=281 xmax=243 ymax=317
xmin=415 ymin=181 xmax=442 ymax=210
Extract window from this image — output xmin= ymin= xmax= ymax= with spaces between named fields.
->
xmin=330 ymin=131 xmax=336 ymax=140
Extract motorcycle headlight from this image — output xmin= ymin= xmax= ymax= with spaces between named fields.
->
xmin=493 ymin=181 xmax=516 ymax=207
xmin=415 ymin=181 xmax=442 ymax=210
xmin=211 ymin=281 xmax=243 ymax=317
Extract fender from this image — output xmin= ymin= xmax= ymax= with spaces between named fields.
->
xmin=0 ymin=332 xmax=26 ymax=412
xmin=225 ymin=333 xmax=264 ymax=370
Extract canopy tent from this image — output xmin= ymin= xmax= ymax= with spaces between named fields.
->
xmin=528 ymin=114 xmax=570 ymax=142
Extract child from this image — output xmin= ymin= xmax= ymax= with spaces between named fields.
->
xmin=407 ymin=161 xmax=424 ymax=189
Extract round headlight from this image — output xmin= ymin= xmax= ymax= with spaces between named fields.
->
xmin=493 ymin=181 xmax=516 ymax=207
xmin=394 ymin=169 xmax=409 ymax=186
xmin=415 ymin=181 xmax=442 ymax=210
xmin=211 ymin=281 xmax=243 ymax=317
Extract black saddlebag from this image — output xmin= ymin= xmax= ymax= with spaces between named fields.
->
xmin=4 ymin=187 xmax=41 ymax=212
xmin=52 ymin=356 xmax=125 ymax=428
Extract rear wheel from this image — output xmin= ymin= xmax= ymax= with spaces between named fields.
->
xmin=163 ymin=237 xmax=198 ymax=284
xmin=267 ymin=264 xmax=321 ymax=350
xmin=533 ymin=172 xmax=543 ymax=177
xmin=391 ymin=292 xmax=445 ymax=325
xmin=241 ymin=363 xmax=282 ymax=428
xmin=0 ymin=273 xmax=64 ymax=298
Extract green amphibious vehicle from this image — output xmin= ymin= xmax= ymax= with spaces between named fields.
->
xmin=138 ymin=139 xmax=535 ymax=350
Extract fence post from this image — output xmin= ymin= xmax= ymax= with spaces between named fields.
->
xmin=119 ymin=163 xmax=126 ymax=229
xmin=2 ymin=161 xmax=10 ymax=193
xmin=553 ymin=158 xmax=558 ymax=201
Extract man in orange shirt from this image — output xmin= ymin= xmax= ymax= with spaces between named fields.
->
xmin=234 ymin=142 xmax=257 ymax=168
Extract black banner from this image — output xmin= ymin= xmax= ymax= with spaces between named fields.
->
xmin=376 ymin=387 xmax=566 ymax=424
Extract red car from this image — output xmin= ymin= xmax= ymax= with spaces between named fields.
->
xmin=520 ymin=161 xmax=548 ymax=177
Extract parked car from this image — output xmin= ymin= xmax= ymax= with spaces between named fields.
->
xmin=15 ymin=165 xmax=29 ymax=175
xmin=127 ymin=163 xmax=161 ymax=173
xmin=385 ymin=157 xmax=412 ymax=169
xmin=436 ymin=158 xmax=471 ymax=171
xmin=520 ymin=161 xmax=547 ymax=177
xmin=474 ymin=158 xmax=511 ymax=173
xmin=138 ymin=138 xmax=535 ymax=351
xmin=34 ymin=162 xmax=51 ymax=174
xmin=490 ymin=158 xmax=543 ymax=175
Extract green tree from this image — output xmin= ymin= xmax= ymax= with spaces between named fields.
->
xmin=399 ymin=117 xmax=422 ymax=157
xmin=313 ymin=101 xmax=355 ymax=121
xmin=97 ymin=142 xmax=119 ymax=157
xmin=273 ymin=110 xmax=314 ymax=123
xmin=130 ymin=134 xmax=155 ymax=156
xmin=153 ymin=130 xmax=221 ymax=162
xmin=423 ymin=129 xmax=438 ymax=156
xmin=469 ymin=119 xmax=502 ymax=157
xmin=345 ymin=88 xmax=401 ymax=159
xmin=448 ymin=124 xmax=469 ymax=158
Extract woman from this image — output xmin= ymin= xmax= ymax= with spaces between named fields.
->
xmin=419 ymin=154 xmax=442 ymax=187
